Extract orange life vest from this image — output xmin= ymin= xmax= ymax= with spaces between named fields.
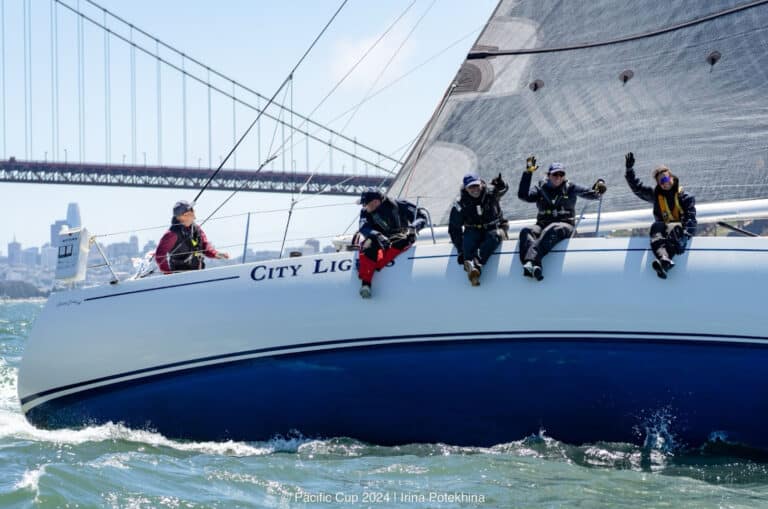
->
xmin=657 ymin=188 xmax=683 ymax=223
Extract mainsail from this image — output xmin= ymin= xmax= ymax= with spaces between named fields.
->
xmin=391 ymin=0 xmax=768 ymax=225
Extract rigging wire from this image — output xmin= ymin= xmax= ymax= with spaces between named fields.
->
xmin=284 ymin=0 xmax=438 ymax=208
xmin=53 ymin=0 xmax=393 ymax=173
xmin=467 ymin=0 xmax=768 ymax=58
xmin=81 ymin=0 xmax=393 ymax=163
xmin=92 ymin=201 xmax=358 ymax=239
xmin=274 ymin=21 xmax=483 ymax=175
xmin=198 ymin=84 xmax=290 ymax=226
xmin=191 ymin=0 xmax=349 ymax=204
xmin=241 ymin=0 xmax=420 ymax=189
xmin=339 ymin=0 xmax=437 ymax=134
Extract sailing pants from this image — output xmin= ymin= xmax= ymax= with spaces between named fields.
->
xmin=519 ymin=222 xmax=573 ymax=265
xmin=463 ymin=228 xmax=502 ymax=266
xmin=650 ymin=221 xmax=684 ymax=261
xmin=358 ymin=236 xmax=409 ymax=284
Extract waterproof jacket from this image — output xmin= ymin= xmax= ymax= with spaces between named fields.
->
xmin=518 ymin=171 xmax=602 ymax=227
xmin=625 ymin=167 xmax=697 ymax=235
xmin=155 ymin=218 xmax=220 ymax=273
xmin=448 ymin=180 xmax=508 ymax=250
xmin=359 ymin=197 xmax=427 ymax=239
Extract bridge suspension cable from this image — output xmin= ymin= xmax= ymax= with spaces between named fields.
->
xmin=193 ymin=0 xmax=349 ymax=204
xmin=81 ymin=0 xmax=398 ymax=167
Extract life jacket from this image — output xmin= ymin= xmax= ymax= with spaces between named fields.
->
xmin=168 ymin=221 xmax=204 ymax=271
xmin=365 ymin=198 xmax=403 ymax=235
xmin=536 ymin=181 xmax=576 ymax=225
xmin=656 ymin=187 xmax=683 ymax=223
xmin=457 ymin=187 xmax=504 ymax=229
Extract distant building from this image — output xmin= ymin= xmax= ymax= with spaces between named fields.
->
xmin=106 ymin=240 xmax=139 ymax=259
xmin=7 ymin=238 xmax=22 ymax=266
xmin=322 ymin=245 xmax=337 ymax=253
xmin=252 ymin=250 xmax=281 ymax=261
xmin=305 ymin=238 xmax=320 ymax=254
xmin=41 ymin=246 xmax=58 ymax=270
xmin=50 ymin=220 xmax=68 ymax=246
xmin=22 ymin=247 xmax=40 ymax=267
xmin=142 ymin=240 xmax=157 ymax=255
xmin=66 ymin=203 xmax=82 ymax=228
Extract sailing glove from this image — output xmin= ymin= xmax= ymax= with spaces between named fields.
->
xmin=592 ymin=179 xmax=607 ymax=195
xmin=625 ymin=152 xmax=635 ymax=170
xmin=406 ymin=227 xmax=417 ymax=245
xmin=491 ymin=173 xmax=506 ymax=188
xmin=376 ymin=233 xmax=391 ymax=250
xmin=526 ymin=156 xmax=538 ymax=173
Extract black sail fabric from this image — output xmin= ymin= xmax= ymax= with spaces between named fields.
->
xmin=391 ymin=0 xmax=768 ymax=225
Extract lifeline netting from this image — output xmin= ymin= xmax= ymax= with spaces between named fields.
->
xmin=391 ymin=0 xmax=768 ymax=224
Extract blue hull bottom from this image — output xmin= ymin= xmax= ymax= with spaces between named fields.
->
xmin=25 ymin=338 xmax=768 ymax=449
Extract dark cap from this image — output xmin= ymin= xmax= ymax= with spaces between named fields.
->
xmin=360 ymin=188 xmax=383 ymax=205
xmin=462 ymin=173 xmax=482 ymax=188
xmin=173 ymin=200 xmax=194 ymax=217
xmin=548 ymin=162 xmax=566 ymax=175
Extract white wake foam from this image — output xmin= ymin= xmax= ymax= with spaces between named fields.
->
xmin=14 ymin=464 xmax=46 ymax=495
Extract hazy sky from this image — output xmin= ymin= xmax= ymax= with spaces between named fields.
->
xmin=0 ymin=0 xmax=497 ymax=254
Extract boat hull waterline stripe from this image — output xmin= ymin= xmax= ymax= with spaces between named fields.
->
xmin=20 ymin=330 xmax=768 ymax=409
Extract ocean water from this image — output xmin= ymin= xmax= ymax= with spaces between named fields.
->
xmin=2 ymin=301 xmax=768 ymax=508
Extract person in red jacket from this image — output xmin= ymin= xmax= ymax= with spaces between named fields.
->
xmin=155 ymin=200 xmax=229 ymax=274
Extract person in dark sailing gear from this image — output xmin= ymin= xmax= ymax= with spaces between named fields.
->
xmin=155 ymin=200 xmax=229 ymax=274
xmin=448 ymin=172 xmax=509 ymax=286
xmin=517 ymin=156 xmax=606 ymax=281
xmin=624 ymin=152 xmax=697 ymax=279
xmin=357 ymin=189 xmax=427 ymax=298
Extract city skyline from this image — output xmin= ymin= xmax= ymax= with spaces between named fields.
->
xmin=0 ymin=0 xmax=498 ymax=250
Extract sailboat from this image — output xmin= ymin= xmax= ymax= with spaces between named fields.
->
xmin=18 ymin=0 xmax=768 ymax=449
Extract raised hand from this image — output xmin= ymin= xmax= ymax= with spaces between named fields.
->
xmin=625 ymin=152 xmax=635 ymax=170
xmin=491 ymin=173 xmax=506 ymax=188
xmin=526 ymin=156 xmax=538 ymax=173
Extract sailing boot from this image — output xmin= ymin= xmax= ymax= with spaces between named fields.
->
xmin=360 ymin=282 xmax=372 ymax=298
xmin=532 ymin=265 xmax=544 ymax=281
xmin=661 ymin=258 xmax=675 ymax=272
xmin=522 ymin=261 xmax=535 ymax=278
xmin=464 ymin=259 xmax=481 ymax=287
xmin=651 ymin=259 xmax=667 ymax=279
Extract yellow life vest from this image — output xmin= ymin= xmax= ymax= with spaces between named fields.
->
xmin=657 ymin=188 xmax=683 ymax=223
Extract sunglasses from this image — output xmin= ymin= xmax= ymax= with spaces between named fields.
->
xmin=658 ymin=175 xmax=672 ymax=184
xmin=550 ymin=172 xmax=565 ymax=177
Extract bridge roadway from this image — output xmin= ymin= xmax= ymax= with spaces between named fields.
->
xmin=0 ymin=159 xmax=394 ymax=196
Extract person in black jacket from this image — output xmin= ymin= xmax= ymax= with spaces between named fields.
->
xmin=517 ymin=156 xmax=606 ymax=281
xmin=357 ymin=189 xmax=427 ymax=298
xmin=624 ymin=152 xmax=697 ymax=279
xmin=448 ymin=172 xmax=508 ymax=286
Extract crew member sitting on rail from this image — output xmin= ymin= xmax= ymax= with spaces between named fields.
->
xmin=624 ymin=152 xmax=697 ymax=279
xmin=357 ymin=189 xmax=427 ymax=298
xmin=517 ymin=156 xmax=606 ymax=281
xmin=448 ymin=172 xmax=508 ymax=286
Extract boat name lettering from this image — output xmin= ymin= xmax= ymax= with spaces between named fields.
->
xmin=250 ymin=264 xmax=302 ymax=281
xmin=56 ymin=299 xmax=83 ymax=307
xmin=249 ymin=258 xmax=354 ymax=282
xmin=312 ymin=258 xmax=352 ymax=274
